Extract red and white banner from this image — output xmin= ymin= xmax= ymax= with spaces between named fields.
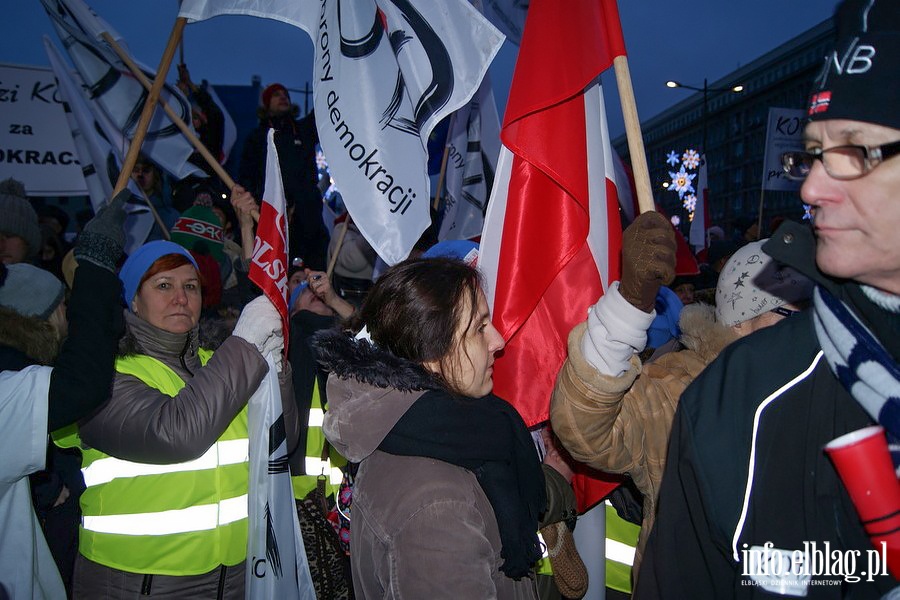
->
xmin=480 ymin=0 xmax=626 ymax=427
xmin=479 ymin=0 xmax=628 ymax=510
xmin=249 ymin=129 xmax=290 ymax=347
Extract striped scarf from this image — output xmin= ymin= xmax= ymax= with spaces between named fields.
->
xmin=813 ymin=286 xmax=900 ymax=465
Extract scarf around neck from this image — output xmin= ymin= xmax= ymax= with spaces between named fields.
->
xmin=813 ymin=286 xmax=900 ymax=448
xmin=379 ymin=389 xmax=547 ymax=579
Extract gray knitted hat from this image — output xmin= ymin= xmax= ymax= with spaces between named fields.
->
xmin=0 ymin=178 xmax=41 ymax=260
xmin=0 ymin=262 xmax=65 ymax=320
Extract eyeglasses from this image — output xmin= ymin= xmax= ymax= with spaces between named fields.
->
xmin=781 ymin=139 xmax=900 ymax=181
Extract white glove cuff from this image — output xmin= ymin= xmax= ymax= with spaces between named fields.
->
xmin=580 ymin=282 xmax=656 ymax=376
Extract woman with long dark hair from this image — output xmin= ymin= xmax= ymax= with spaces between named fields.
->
xmin=317 ymin=257 xmax=560 ymax=598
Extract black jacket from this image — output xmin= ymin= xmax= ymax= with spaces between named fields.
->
xmin=238 ymin=110 xmax=329 ymax=268
xmin=238 ymin=110 xmax=319 ymax=213
xmin=637 ymin=221 xmax=899 ymax=598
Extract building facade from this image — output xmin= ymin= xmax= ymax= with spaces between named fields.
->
xmin=614 ymin=19 xmax=834 ymax=238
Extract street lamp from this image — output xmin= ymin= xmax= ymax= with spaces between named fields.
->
xmin=665 ymin=79 xmax=744 ymax=154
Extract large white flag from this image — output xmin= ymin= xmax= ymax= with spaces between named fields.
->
xmin=246 ymin=355 xmax=315 ymax=600
xmin=179 ymin=0 xmax=504 ymax=265
xmin=45 ymin=37 xmax=154 ymax=254
xmin=438 ymin=74 xmax=501 ymax=241
xmin=41 ymin=0 xmax=204 ymax=180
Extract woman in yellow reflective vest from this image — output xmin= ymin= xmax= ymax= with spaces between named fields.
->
xmin=58 ymin=240 xmax=299 ymax=598
xmin=286 ymin=268 xmax=354 ymax=499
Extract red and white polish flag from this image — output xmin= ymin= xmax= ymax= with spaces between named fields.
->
xmin=479 ymin=0 xmax=629 ymax=508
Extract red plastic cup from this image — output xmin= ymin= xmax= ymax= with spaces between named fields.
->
xmin=825 ymin=425 xmax=900 ymax=578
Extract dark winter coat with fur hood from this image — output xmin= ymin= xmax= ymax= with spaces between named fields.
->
xmin=316 ymin=330 xmax=540 ymax=600
xmin=550 ymin=302 xmax=737 ymax=576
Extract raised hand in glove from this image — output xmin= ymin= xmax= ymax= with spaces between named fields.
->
xmin=619 ymin=211 xmax=677 ymax=312
xmin=232 ymin=295 xmax=284 ymax=369
xmin=74 ymin=189 xmax=127 ymax=273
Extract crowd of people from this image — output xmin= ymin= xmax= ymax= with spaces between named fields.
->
xmin=1 ymin=0 xmax=899 ymax=598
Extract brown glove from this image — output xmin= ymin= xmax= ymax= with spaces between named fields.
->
xmin=619 ymin=211 xmax=677 ymax=312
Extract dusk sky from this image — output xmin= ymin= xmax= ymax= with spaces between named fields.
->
xmin=4 ymin=1 xmax=839 ymax=139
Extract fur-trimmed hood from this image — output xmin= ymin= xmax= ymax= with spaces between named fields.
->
xmin=313 ymin=329 xmax=442 ymax=393
xmin=678 ymin=302 xmax=739 ymax=362
xmin=313 ymin=329 xmax=442 ymax=462
xmin=0 ymin=305 xmax=60 ymax=366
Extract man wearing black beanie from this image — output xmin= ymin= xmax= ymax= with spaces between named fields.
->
xmin=638 ymin=1 xmax=900 ymax=596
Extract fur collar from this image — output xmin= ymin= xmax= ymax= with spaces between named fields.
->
xmin=679 ymin=302 xmax=739 ymax=362
xmin=313 ymin=329 xmax=442 ymax=392
xmin=0 ymin=306 xmax=59 ymax=365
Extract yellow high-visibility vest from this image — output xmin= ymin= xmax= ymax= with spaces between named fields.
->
xmin=292 ymin=378 xmax=346 ymax=499
xmin=54 ymin=350 xmax=252 ymax=576
xmin=605 ymin=501 xmax=640 ymax=594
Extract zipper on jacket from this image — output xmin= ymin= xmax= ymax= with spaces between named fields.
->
xmin=179 ymin=331 xmax=194 ymax=377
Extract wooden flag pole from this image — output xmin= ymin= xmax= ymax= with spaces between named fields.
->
xmin=135 ymin=182 xmax=171 ymax=240
xmin=432 ymin=112 xmax=456 ymax=212
xmin=102 ymin=31 xmax=236 ymax=191
xmin=104 ymin=28 xmax=261 ymax=222
xmin=112 ymin=17 xmax=186 ymax=195
xmin=755 ymin=188 xmax=766 ymax=241
xmin=327 ymin=216 xmax=352 ymax=278
xmin=612 ymin=55 xmax=654 ymax=214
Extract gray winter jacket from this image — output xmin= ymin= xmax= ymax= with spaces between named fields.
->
xmin=72 ymin=310 xmax=299 ymax=599
xmin=79 ymin=310 xmax=299 ymax=463
xmin=320 ymin=333 xmax=543 ymax=600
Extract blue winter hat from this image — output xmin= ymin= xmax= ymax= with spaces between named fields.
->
xmin=422 ymin=240 xmax=479 ymax=265
xmin=289 ymin=281 xmax=308 ymax=312
xmin=647 ymin=286 xmax=684 ymax=349
xmin=119 ymin=240 xmax=199 ymax=310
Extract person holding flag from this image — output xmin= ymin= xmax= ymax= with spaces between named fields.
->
xmin=55 ymin=239 xmax=299 ymax=598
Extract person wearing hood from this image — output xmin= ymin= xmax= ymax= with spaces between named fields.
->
xmin=550 ymin=212 xmax=813 ymax=581
xmin=637 ymin=1 xmax=900 ymax=595
xmin=59 ymin=239 xmax=300 ymax=598
xmin=0 ymin=192 xmax=126 ymax=599
xmin=316 ymin=257 xmax=575 ymax=598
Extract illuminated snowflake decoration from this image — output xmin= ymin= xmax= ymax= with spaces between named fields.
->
xmin=670 ymin=215 xmax=681 ymax=227
xmin=803 ymin=204 xmax=813 ymax=221
xmin=682 ymin=148 xmax=701 ymax=170
xmin=666 ymin=150 xmax=680 ymax=166
xmin=683 ymin=194 xmax=697 ymax=213
xmin=668 ymin=168 xmax=696 ymax=199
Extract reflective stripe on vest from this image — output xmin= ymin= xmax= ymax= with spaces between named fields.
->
xmin=605 ymin=501 xmax=640 ymax=594
xmin=292 ymin=379 xmax=346 ymax=499
xmin=54 ymin=349 xmax=252 ymax=576
xmin=534 ymin=529 xmax=553 ymax=575
xmin=83 ymin=494 xmax=249 ymax=535
xmin=82 ymin=438 xmax=248 ymax=487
